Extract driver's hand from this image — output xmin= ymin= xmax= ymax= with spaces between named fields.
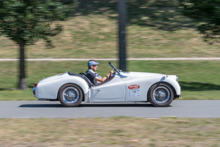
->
xmin=110 ymin=70 xmax=114 ymax=74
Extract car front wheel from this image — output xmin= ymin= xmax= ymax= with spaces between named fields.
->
xmin=148 ymin=83 xmax=174 ymax=107
xmin=58 ymin=84 xmax=83 ymax=107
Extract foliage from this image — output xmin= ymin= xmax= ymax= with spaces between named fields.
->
xmin=0 ymin=0 xmax=73 ymax=89
xmin=179 ymin=0 xmax=220 ymax=43
xmin=0 ymin=0 xmax=73 ymax=47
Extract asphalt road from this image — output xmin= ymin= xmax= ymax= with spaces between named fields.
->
xmin=0 ymin=100 xmax=219 ymax=118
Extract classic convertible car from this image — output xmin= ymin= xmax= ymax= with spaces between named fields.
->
xmin=33 ymin=62 xmax=181 ymax=107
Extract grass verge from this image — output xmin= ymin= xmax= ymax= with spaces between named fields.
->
xmin=0 ymin=117 xmax=220 ymax=146
xmin=0 ymin=60 xmax=219 ymax=100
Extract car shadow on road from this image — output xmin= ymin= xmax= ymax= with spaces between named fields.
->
xmin=19 ymin=103 xmax=170 ymax=108
xmin=19 ymin=104 xmax=64 ymax=108
xmin=78 ymin=103 xmax=156 ymax=107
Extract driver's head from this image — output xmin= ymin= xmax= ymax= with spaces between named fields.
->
xmin=88 ymin=60 xmax=99 ymax=71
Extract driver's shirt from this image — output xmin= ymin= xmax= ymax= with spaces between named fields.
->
xmin=86 ymin=69 xmax=102 ymax=85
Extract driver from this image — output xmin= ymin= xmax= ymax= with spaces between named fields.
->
xmin=86 ymin=60 xmax=114 ymax=85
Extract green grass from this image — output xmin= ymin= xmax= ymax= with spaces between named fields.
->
xmin=0 ymin=60 xmax=219 ymax=100
xmin=1 ymin=0 xmax=219 ymax=100
xmin=0 ymin=89 xmax=34 ymax=101
xmin=182 ymin=91 xmax=220 ymax=100
xmin=0 ymin=118 xmax=220 ymax=146
xmin=1 ymin=0 xmax=220 ymax=58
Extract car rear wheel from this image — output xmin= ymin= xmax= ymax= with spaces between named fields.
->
xmin=58 ymin=84 xmax=83 ymax=107
xmin=148 ymin=83 xmax=174 ymax=107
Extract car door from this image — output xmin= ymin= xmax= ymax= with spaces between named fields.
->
xmin=90 ymin=74 xmax=125 ymax=102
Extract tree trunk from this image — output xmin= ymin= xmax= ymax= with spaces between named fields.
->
xmin=18 ymin=42 xmax=27 ymax=90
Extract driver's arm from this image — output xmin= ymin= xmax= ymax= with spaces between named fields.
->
xmin=95 ymin=70 xmax=113 ymax=83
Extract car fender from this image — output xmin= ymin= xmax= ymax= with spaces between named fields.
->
xmin=123 ymin=74 xmax=180 ymax=101
xmin=36 ymin=76 xmax=89 ymax=100
xmin=148 ymin=75 xmax=181 ymax=97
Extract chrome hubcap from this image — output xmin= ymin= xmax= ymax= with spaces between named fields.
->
xmin=62 ymin=87 xmax=79 ymax=104
xmin=153 ymin=86 xmax=170 ymax=103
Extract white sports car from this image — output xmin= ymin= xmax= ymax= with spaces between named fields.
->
xmin=33 ymin=62 xmax=181 ymax=107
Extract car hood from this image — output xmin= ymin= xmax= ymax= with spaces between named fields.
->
xmin=121 ymin=72 xmax=164 ymax=79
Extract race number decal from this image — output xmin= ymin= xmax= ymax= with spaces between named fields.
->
xmin=128 ymin=84 xmax=141 ymax=97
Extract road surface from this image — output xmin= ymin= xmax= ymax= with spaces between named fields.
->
xmin=0 ymin=100 xmax=219 ymax=118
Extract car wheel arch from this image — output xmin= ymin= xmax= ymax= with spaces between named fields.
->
xmin=147 ymin=82 xmax=175 ymax=106
xmin=57 ymin=83 xmax=85 ymax=101
xmin=147 ymin=81 xmax=176 ymax=101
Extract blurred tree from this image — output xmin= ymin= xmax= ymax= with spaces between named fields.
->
xmin=0 ymin=0 xmax=73 ymax=89
xmin=179 ymin=0 xmax=220 ymax=43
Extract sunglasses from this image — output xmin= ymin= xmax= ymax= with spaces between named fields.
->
xmin=92 ymin=65 xmax=97 ymax=67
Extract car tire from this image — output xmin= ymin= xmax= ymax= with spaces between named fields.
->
xmin=58 ymin=84 xmax=83 ymax=107
xmin=148 ymin=83 xmax=174 ymax=107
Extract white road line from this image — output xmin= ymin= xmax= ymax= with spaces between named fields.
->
xmin=0 ymin=58 xmax=220 ymax=61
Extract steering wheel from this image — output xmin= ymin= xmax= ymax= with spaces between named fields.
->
xmin=108 ymin=68 xmax=115 ymax=79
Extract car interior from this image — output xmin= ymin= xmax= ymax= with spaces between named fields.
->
xmin=68 ymin=62 xmax=117 ymax=87
xmin=68 ymin=71 xmax=115 ymax=87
